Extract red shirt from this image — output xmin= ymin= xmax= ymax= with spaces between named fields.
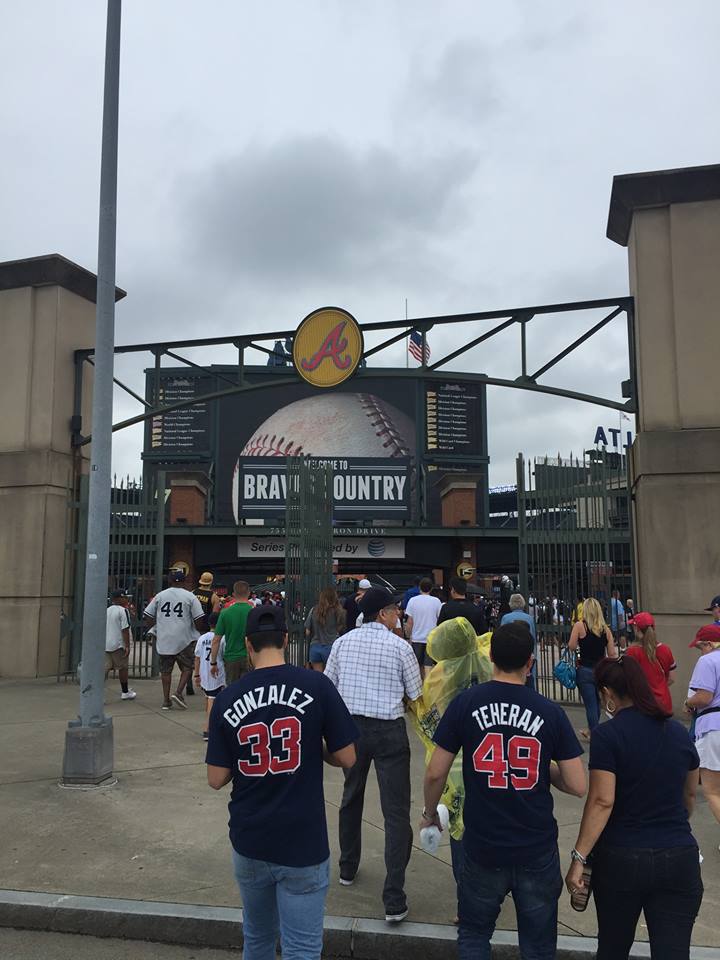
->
xmin=625 ymin=643 xmax=676 ymax=713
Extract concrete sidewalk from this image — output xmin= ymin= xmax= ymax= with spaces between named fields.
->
xmin=0 ymin=676 xmax=718 ymax=949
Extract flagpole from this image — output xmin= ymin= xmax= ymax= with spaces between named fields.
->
xmin=405 ymin=298 xmax=409 ymax=369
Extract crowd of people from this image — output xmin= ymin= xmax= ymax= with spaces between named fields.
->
xmin=103 ymin=571 xmax=720 ymax=960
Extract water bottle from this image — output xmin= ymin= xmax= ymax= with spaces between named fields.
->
xmin=420 ymin=803 xmax=450 ymax=854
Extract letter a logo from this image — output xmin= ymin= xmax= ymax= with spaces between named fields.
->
xmin=301 ymin=321 xmax=351 ymax=372
xmin=293 ymin=308 xmax=364 ymax=388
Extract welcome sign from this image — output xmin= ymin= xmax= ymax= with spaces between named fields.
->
xmin=237 ymin=457 xmax=411 ymax=519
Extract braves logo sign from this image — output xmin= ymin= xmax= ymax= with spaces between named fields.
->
xmin=293 ymin=307 xmax=363 ymax=388
xmin=300 ymin=321 xmax=352 ymax=372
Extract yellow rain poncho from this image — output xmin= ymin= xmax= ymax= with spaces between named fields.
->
xmin=408 ymin=617 xmax=492 ymax=840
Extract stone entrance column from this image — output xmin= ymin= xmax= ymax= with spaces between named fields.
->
xmin=0 ymin=255 xmax=125 ymax=677
xmin=608 ymin=164 xmax=720 ymax=706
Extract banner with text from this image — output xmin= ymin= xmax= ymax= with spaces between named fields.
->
xmin=237 ymin=536 xmax=406 ymax=559
xmin=237 ymin=457 xmax=411 ymax=520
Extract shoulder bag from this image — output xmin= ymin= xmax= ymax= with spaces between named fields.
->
xmin=554 ymin=646 xmax=577 ymax=690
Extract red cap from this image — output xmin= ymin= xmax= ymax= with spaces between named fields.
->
xmin=628 ymin=611 xmax=655 ymax=630
xmin=689 ymin=624 xmax=720 ymax=648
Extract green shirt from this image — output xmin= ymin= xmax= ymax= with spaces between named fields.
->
xmin=215 ymin=601 xmax=253 ymax=662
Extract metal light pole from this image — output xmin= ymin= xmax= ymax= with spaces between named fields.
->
xmin=62 ymin=0 xmax=122 ymax=786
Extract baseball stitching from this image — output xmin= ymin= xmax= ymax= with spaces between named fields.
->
xmin=242 ymin=435 xmax=305 ymax=457
xmin=358 ymin=394 xmax=411 ymax=457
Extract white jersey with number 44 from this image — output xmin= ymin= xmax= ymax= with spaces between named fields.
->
xmin=144 ymin=587 xmax=204 ymax=655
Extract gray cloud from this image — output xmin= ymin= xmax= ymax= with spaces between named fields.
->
xmin=181 ymin=136 xmax=478 ymax=285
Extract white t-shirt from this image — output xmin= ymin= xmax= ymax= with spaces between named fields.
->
xmin=405 ymin=593 xmax=442 ymax=643
xmin=106 ymin=604 xmax=129 ymax=652
xmin=194 ymin=631 xmax=226 ymax=691
xmin=144 ymin=587 xmax=204 ymax=655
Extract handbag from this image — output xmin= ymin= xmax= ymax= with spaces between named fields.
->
xmin=554 ymin=647 xmax=577 ymax=690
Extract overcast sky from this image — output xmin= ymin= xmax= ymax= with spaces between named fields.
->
xmin=2 ymin=1 xmax=719 ymax=486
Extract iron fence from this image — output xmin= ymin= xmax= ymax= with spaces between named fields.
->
xmin=284 ymin=458 xmax=334 ymax=665
xmin=59 ymin=471 xmax=165 ymax=680
xmin=517 ymin=450 xmax=632 ymax=702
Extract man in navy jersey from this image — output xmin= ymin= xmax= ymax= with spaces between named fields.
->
xmin=206 ymin=605 xmax=358 ymax=960
xmin=423 ymin=623 xmax=586 ymax=960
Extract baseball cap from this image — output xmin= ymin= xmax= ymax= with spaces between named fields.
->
xmin=199 ymin=572 xmax=214 ymax=586
xmin=689 ymin=624 xmax=720 ymax=648
xmin=110 ymin=589 xmax=124 ymax=600
xmin=628 ymin=611 xmax=655 ymax=630
xmin=246 ymin=604 xmax=287 ymax=636
xmin=358 ymin=587 xmax=394 ymax=619
xmin=170 ymin=568 xmax=186 ymax=583
xmin=358 ymin=578 xmax=372 ymax=590
xmin=705 ymin=595 xmax=720 ymax=611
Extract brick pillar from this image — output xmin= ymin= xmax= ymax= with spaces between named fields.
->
xmin=440 ymin=479 xmax=479 ymax=527
xmin=168 ymin=472 xmax=210 ymax=526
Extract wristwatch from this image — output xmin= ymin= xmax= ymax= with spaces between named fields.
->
xmin=210 ymin=661 xmax=217 ymax=665
xmin=571 ymin=848 xmax=589 ymax=865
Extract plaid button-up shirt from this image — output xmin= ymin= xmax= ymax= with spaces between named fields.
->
xmin=324 ymin=621 xmax=423 ymax=720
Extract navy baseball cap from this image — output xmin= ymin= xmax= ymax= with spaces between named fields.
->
xmin=705 ymin=595 xmax=720 ymax=611
xmin=170 ymin=568 xmax=186 ymax=582
xmin=247 ymin=605 xmax=287 ymax=636
xmin=358 ymin=587 xmax=395 ymax=619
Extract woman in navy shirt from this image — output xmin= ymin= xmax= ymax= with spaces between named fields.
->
xmin=565 ymin=657 xmax=703 ymax=960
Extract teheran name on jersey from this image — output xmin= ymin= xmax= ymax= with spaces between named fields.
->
xmin=472 ymin=702 xmax=545 ymax=737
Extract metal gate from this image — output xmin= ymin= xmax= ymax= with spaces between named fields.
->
xmin=516 ymin=450 xmax=633 ymax=702
xmin=59 ymin=470 xmax=165 ymax=679
xmin=284 ymin=457 xmax=334 ymax=665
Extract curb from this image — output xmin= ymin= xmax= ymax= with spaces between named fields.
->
xmin=1 ymin=890 xmax=719 ymax=959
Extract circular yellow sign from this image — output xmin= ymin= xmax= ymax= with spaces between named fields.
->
xmin=457 ymin=562 xmax=475 ymax=581
xmin=293 ymin=307 xmax=364 ymax=388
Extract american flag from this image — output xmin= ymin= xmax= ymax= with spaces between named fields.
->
xmin=408 ymin=329 xmax=430 ymax=363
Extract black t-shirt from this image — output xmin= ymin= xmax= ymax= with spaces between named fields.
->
xmin=438 ymin=599 xmax=487 ymax=635
xmin=342 ymin=595 xmax=359 ymax=633
xmin=589 ymin=707 xmax=699 ymax=849
xmin=434 ymin=680 xmax=583 ymax=866
xmin=578 ymin=623 xmax=607 ymax=667
xmin=206 ymin=664 xmax=359 ymax=867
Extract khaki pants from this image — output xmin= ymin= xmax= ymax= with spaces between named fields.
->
xmin=225 ymin=657 xmax=249 ymax=683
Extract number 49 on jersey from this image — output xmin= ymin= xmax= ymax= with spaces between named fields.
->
xmin=473 ymin=732 xmax=541 ymax=790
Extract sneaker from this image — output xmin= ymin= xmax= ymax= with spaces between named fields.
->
xmin=120 ymin=689 xmax=137 ymax=700
xmin=171 ymin=693 xmax=188 ymax=710
xmin=385 ymin=908 xmax=408 ymax=923
xmin=202 ymin=731 xmax=209 ymax=742
xmin=161 ymin=701 xmax=172 ymax=710
xmin=338 ymin=875 xmax=355 ymax=887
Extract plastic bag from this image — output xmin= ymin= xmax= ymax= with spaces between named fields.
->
xmin=408 ymin=617 xmax=493 ymax=840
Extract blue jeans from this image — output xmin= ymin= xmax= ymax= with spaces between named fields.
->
xmin=232 ymin=849 xmax=329 ymax=960
xmin=458 ymin=847 xmax=562 ymax=960
xmin=576 ymin=664 xmax=600 ymax=730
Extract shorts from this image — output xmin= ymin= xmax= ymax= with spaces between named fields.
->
xmin=159 ymin=642 xmax=195 ymax=675
xmin=225 ymin=657 xmax=249 ymax=683
xmin=696 ymin=729 xmax=720 ymax=771
xmin=309 ymin=640 xmax=334 ymax=664
xmin=202 ymin=685 xmax=225 ymax=699
xmin=412 ymin=641 xmax=435 ymax=668
xmin=105 ymin=648 xmax=128 ymax=671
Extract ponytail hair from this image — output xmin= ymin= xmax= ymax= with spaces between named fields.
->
xmin=594 ymin=656 xmax=670 ymax=720
xmin=637 ymin=624 xmax=658 ymax=663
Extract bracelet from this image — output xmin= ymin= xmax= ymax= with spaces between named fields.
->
xmin=210 ymin=661 xmax=217 ymax=665
xmin=422 ymin=807 xmax=438 ymax=820
xmin=571 ymin=848 xmax=589 ymax=865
